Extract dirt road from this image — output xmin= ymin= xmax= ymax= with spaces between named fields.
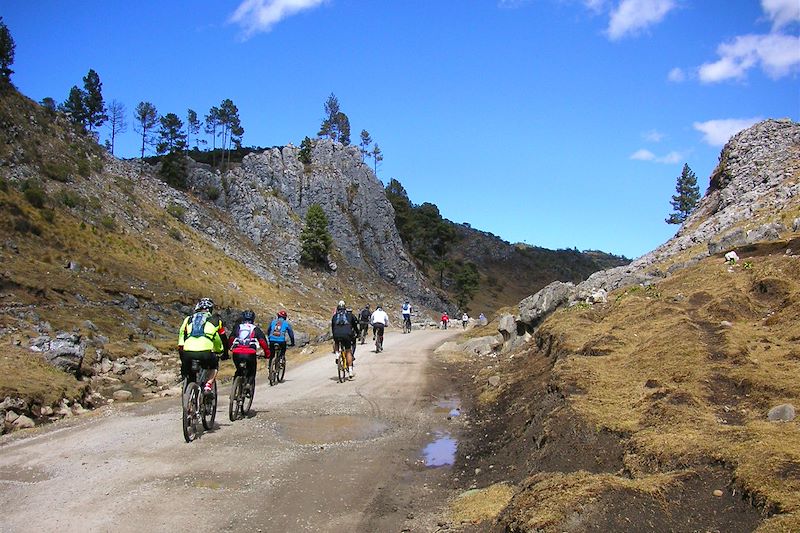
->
xmin=0 ymin=329 xmax=464 ymax=532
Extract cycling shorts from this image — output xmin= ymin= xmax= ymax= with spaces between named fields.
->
xmin=333 ymin=336 xmax=354 ymax=352
xmin=180 ymin=350 xmax=219 ymax=377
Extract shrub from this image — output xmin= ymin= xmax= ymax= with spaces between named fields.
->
xmin=59 ymin=190 xmax=83 ymax=208
xmin=22 ymin=182 xmax=47 ymax=208
xmin=41 ymin=209 xmax=55 ymax=223
xmin=100 ymin=215 xmax=116 ymax=231
xmin=42 ymin=161 xmax=74 ymax=182
xmin=166 ymin=204 xmax=185 ymax=222
xmin=204 ymin=185 xmax=220 ymax=201
xmin=168 ymin=228 xmax=183 ymax=242
xmin=14 ymin=217 xmax=42 ymax=235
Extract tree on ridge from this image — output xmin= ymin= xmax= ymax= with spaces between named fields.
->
xmin=134 ymin=101 xmax=158 ymax=160
xmin=666 ymin=163 xmax=700 ymax=224
xmin=106 ymin=100 xmax=127 ymax=156
xmin=0 ymin=17 xmax=15 ymax=88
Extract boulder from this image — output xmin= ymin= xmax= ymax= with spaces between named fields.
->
xmin=5 ymin=410 xmax=19 ymax=425
xmin=497 ymin=314 xmax=516 ymax=342
xmin=462 ymin=336 xmax=502 ymax=356
xmin=708 ymin=229 xmax=747 ymax=255
xmin=793 ymin=217 xmax=800 ymax=232
xmin=113 ymin=390 xmax=133 ymax=402
xmin=768 ymin=403 xmax=796 ymax=422
xmin=518 ymin=281 xmax=575 ymax=327
xmin=746 ymin=222 xmax=786 ymax=244
xmin=488 ymin=375 xmax=501 ymax=387
xmin=40 ymin=333 xmax=85 ymax=374
xmin=12 ymin=415 xmax=35 ymax=430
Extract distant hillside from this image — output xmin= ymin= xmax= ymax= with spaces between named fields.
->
xmin=384 ymin=178 xmax=628 ymax=315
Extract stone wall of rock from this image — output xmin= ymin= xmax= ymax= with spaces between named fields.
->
xmin=189 ymin=139 xmax=447 ymax=310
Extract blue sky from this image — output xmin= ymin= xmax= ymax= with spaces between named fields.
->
xmin=3 ymin=0 xmax=799 ymax=258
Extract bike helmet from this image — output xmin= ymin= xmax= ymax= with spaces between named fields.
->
xmin=195 ymin=297 xmax=214 ymax=312
xmin=277 ymin=309 xmax=288 ymax=319
xmin=241 ymin=310 xmax=256 ymax=323
xmin=337 ymin=300 xmax=346 ymax=310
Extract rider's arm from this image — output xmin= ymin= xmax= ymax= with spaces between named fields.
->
xmin=287 ymin=323 xmax=295 ymax=346
xmin=177 ymin=317 xmax=189 ymax=351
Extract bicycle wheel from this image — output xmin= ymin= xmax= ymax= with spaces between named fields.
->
xmin=229 ymin=376 xmax=243 ymax=422
xmin=182 ymin=382 xmax=200 ymax=443
xmin=336 ymin=353 xmax=346 ymax=383
xmin=243 ymin=374 xmax=254 ymax=415
xmin=268 ymin=356 xmax=277 ymax=386
xmin=202 ymin=380 xmax=217 ymax=430
xmin=277 ymin=355 xmax=286 ymax=383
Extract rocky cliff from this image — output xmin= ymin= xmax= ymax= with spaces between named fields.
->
xmin=513 ymin=118 xmax=800 ymax=330
xmin=188 ymin=139 xmax=446 ymax=310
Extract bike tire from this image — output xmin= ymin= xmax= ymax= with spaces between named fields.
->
xmin=229 ymin=376 xmax=243 ymax=422
xmin=269 ymin=355 xmax=277 ymax=386
xmin=202 ymin=381 xmax=217 ymax=430
xmin=277 ymin=355 xmax=286 ymax=383
xmin=337 ymin=354 xmax=346 ymax=383
xmin=182 ymin=383 xmax=200 ymax=443
xmin=243 ymin=375 xmax=254 ymax=415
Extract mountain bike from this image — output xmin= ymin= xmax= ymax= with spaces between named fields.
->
xmin=374 ymin=325 xmax=385 ymax=353
xmin=228 ymin=357 xmax=255 ymax=421
xmin=268 ymin=342 xmax=287 ymax=386
xmin=335 ymin=347 xmax=352 ymax=383
xmin=182 ymin=359 xmax=217 ymax=442
xmin=403 ymin=316 xmax=412 ymax=334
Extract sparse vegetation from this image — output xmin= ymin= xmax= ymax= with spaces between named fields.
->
xmin=166 ymin=203 xmax=185 ymax=221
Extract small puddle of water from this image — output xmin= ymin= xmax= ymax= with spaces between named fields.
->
xmin=422 ymin=432 xmax=458 ymax=467
xmin=277 ymin=415 xmax=389 ymax=445
xmin=434 ymin=397 xmax=462 ymax=418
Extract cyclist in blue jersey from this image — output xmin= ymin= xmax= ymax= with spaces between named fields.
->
xmin=267 ymin=310 xmax=295 ymax=363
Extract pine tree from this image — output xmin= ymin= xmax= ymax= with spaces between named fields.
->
xmin=0 ymin=17 xmax=15 ymax=87
xmin=186 ymin=109 xmax=201 ymax=152
xmin=371 ymin=143 xmax=383 ymax=174
xmin=134 ymin=101 xmax=158 ymax=159
xmin=318 ymin=93 xmax=350 ymax=144
xmin=359 ymin=130 xmax=372 ymax=161
xmin=204 ymin=106 xmax=221 ymax=166
xmin=106 ymin=100 xmax=127 ymax=156
xmin=299 ymin=136 xmax=313 ymax=165
xmin=300 ymin=204 xmax=333 ymax=267
xmin=61 ymin=86 xmax=87 ymax=129
xmin=156 ymin=113 xmax=187 ymax=155
xmin=666 ymin=163 xmax=700 ymax=224
xmin=82 ymin=69 xmax=106 ymax=134
xmin=454 ymin=262 xmax=480 ymax=311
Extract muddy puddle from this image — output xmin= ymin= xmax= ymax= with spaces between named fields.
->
xmin=422 ymin=431 xmax=458 ymax=467
xmin=434 ymin=397 xmax=462 ymax=418
xmin=277 ymin=415 xmax=390 ymax=445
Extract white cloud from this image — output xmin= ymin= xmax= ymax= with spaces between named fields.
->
xmin=699 ymin=33 xmax=800 ymax=82
xmin=692 ymin=117 xmax=762 ymax=146
xmin=583 ymin=0 xmax=607 ymax=13
xmin=630 ymin=148 xmax=682 ymax=163
xmin=762 ymin=0 xmax=800 ymax=30
xmin=643 ymin=129 xmax=665 ymax=142
xmin=607 ymin=0 xmax=677 ymax=40
xmin=631 ymin=148 xmax=655 ymax=160
xmin=230 ymin=0 xmax=327 ymax=38
xmin=667 ymin=67 xmax=686 ymax=82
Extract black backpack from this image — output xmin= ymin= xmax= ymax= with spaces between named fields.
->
xmin=333 ymin=310 xmax=352 ymax=337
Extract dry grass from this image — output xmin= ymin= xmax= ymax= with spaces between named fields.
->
xmin=505 ymin=470 xmax=682 ymax=531
xmin=0 ymin=346 xmax=87 ymax=406
xmin=450 ymin=482 xmax=515 ymax=525
xmin=536 ymin=239 xmax=800 ymax=524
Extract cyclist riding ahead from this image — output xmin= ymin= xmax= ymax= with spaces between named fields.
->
xmin=177 ymin=297 xmax=228 ymax=394
xmin=401 ymin=300 xmax=412 ymax=333
xmin=267 ymin=309 xmax=295 ymax=368
xmin=358 ymin=304 xmax=371 ymax=344
xmin=229 ymin=310 xmax=270 ymax=392
xmin=332 ymin=301 xmax=359 ymax=379
xmin=370 ymin=304 xmax=389 ymax=353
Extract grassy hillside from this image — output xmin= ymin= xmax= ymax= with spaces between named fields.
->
xmin=448 ymin=235 xmax=800 ymax=531
xmin=0 ymin=88 xmax=405 ymax=413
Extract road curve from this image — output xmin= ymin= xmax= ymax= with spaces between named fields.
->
xmin=0 ymin=328 xmax=462 ymax=532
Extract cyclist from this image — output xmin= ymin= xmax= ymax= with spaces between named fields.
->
xmin=229 ymin=310 xmax=270 ymax=392
xmin=332 ymin=301 xmax=359 ymax=378
xmin=370 ymin=304 xmax=389 ymax=352
xmin=358 ymin=304 xmax=371 ymax=344
xmin=401 ymin=300 xmax=412 ymax=333
xmin=461 ymin=312 xmax=469 ymax=329
xmin=177 ymin=297 xmax=228 ymax=394
xmin=441 ymin=311 xmax=449 ymax=329
xmin=267 ymin=309 xmax=296 ymax=365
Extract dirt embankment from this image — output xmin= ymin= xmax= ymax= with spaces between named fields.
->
xmin=441 ymin=239 xmax=800 ymax=532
